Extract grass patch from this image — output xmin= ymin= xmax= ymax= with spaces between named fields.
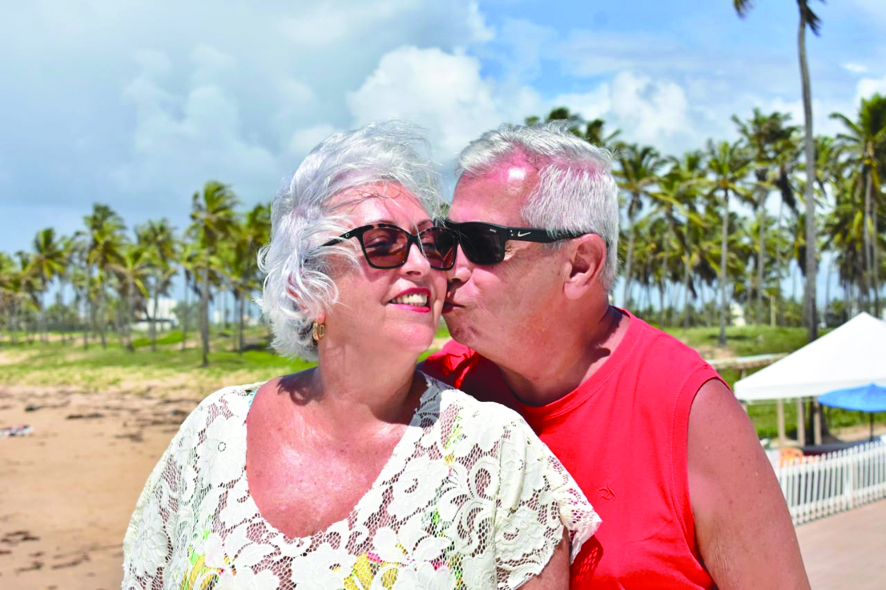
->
xmin=131 ymin=331 xmax=185 ymax=348
xmin=664 ymin=325 xmax=813 ymax=358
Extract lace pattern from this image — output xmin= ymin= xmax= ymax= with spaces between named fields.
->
xmin=122 ymin=377 xmax=600 ymax=589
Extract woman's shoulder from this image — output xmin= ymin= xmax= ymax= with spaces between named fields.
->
xmin=177 ymin=381 xmax=266 ymax=433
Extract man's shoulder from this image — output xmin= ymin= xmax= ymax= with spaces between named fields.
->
xmin=422 ymin=340 xmax=479 ymax=384
xmin=622 ymin=311 xmax=708 ymax=367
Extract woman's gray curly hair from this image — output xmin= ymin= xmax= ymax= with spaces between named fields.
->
xmin=257 ymin=121 xmax=443 ymax=360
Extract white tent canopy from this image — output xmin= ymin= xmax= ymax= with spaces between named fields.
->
xmin=734 ymin=312 xmax=886 ymax=402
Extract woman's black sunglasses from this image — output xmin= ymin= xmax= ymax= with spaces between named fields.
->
xmin=443 ymin=220 xmax=588 ymax=265
xmin=321 ymin=223 xmax=458 ymax=270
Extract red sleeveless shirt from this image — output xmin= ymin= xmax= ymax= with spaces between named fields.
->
xmin=423 ymin=311 xmax=722 ymax=589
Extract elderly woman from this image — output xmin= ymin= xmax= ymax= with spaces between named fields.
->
xmin=122 ymin=122 xmax=599 ymax=589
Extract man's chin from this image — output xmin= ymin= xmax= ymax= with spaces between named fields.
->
xmin=443 ymin=317 xmax=471 ymax=345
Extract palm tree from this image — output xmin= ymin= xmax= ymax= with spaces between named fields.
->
xmin=27 ymin=228 xmax=67 ymax=342
xmin=136 ymin=219 xmax=178 ymax=351
xmin=0 ymin=252 xmax=19 ymax=343
xmin=651 ymin=151 xmax=707 ymax=326
xmin=733 ymin=109 xmax=799 ymax=323
xmin=616 ymin=144 xmax=664 ymax=307
xmin=54 ymin=234 xmax=76 ymax=344
xmin=177 ymin=240 xmax=200 ymax=352
xmin=734 ymin=0 xmax=824 ymax=342
xmin=705 ymin=139 xmax=753 ymax=345
xmin=66 ymin=236 xmax=93 ymax=349
xmin=226 ymin=203 xmax=270 ymax=353
xmin=824 ymin=173 xmax=867 ymax=314
xmin=189 ymin=181 xmax=239 ymax=366
xmin=6 ymin=252 xmax=41 ymax=343
xmin=83 ymin=204 xmax=126 ymax=348
xmin=583 ymin=118 xmax=622 ymax=150
xmin=109 ymin=242 xmax=151 ymax=351
xmin=830 ymin=94 xmax=886 ymax=316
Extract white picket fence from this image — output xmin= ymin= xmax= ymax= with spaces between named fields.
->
xmin=774 ymin=440 xmax=886 ymax=525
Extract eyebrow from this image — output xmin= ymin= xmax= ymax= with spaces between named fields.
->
xmin=364 ymin=218 xmax=434 ymax=230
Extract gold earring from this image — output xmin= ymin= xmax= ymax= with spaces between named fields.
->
xmin=312 ymin=322 xmax=326 ymax=341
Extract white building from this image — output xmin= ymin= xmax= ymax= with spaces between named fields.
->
xmin=133 ymin=297 xmax=178 ymax=331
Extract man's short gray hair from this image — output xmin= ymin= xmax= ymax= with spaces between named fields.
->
xmin=457 ymin=122 xmax=619 ymax=290
xmin=258 ymin=121 xmax=443 ymax=360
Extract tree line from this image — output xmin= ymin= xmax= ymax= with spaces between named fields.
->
xmin=0 ymin=182 xmax=269 ymax=366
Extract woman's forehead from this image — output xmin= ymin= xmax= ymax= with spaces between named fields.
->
xmin=329 ymin=183 xmax=430 ymax=226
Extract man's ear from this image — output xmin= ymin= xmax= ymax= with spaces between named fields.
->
xmin=563 ymin=234 xmax=607 ymax=300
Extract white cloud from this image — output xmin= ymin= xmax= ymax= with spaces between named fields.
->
xmin=551 ymin=85 xmax=611 ymax=122
xmin=112 ymin=61 xmax=278 ymax=202
xmin=857 ymin=75 xmax=886 ymax=102
xmin=279 ymin=0 xmax=491 ymax=49
xmin=287 ymin=124 xmax=338 ymax=156
xmin=190 ymin=45 xmax=237 ymax=86
xmin=347 ymin=46 xmax=505 ymax=158
xmin=557 ymin=30 xmax=703 ymax=77
xmin=607 ymin=72 xmax=690 ymax=146
xmin=495 ymin=18 xmax=558 ymax=83
xmin=843 ymin=63 xmax=868 ymax=74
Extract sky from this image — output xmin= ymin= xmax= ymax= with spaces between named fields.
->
xmin=1 ymin=0 xmax=885 ymax=292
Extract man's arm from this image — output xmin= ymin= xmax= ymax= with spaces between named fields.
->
xmin=688 ymin=379 xmax=810 ymax=589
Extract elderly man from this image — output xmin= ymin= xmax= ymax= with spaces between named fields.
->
xmin=424 ymin=123 xmax=809 ymax=588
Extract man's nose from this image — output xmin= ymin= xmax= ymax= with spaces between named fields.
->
xmin=446 ymin=244 xmax=473 ymax=286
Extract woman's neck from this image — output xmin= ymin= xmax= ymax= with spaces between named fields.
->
xmin=291 ymin=347 xmax=423 ymax=434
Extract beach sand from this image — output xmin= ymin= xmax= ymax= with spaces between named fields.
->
xmin=0 ymin=384 xmax=200 ymax=590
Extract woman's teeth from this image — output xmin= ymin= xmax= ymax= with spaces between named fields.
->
xmin=390 ymin=293 xmax=428 ymax=307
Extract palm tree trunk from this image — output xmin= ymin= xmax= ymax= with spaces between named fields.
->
xmin=774 ymin=201 xmax=784 ymax=326
xmin=719 ymin=189 xmax=729 ymax=346
xmin=238 ymin=294 xmax=246 ymax=353
xmin=798 ymin=5 xmax=818 ymax=343
xmin=58 ymin=282 xmax=66 ymax=345
xmin=98 ymin=278 xmax=107 ymax=349
xmin=865 ymin=175 xmax=881 ymax=316
xmin=622 ymin=212 xmax=636 ymax=307
xmin=127 ymin=277 xmax=135 ymax=352
xmin=200 ymin=263 xmax=210 ymax=367
xmin=10 ymin=301 xmax=18 ymax=345
xmin=82 ymin=291 xmax=89 ymax=350
xmin=756 ymin=193 xmax=766 ymax=325
xmin=221 ymin=289 xmax=228 ymax=331
xmin=150 ymin=278 xmax=158 ymax=352
xmin=873 ymin=214 xmax=881 ymax=317
xmin=40 ymin=290 xmax=47 ymax=343
xmin=682 ymin=250 xmax=692 ymax=328
xmin=181 ymin=274 xmax=188 ymax=352
xmin=825 ymin=256 xmax=832 ymax=325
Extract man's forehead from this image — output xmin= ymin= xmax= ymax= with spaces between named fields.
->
xmin=450 ymin=162 xmax=538 ymax=223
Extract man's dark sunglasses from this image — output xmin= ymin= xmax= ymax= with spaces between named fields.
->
xmin=443 ymin=220 xmax=588 ymax=265
xmin=321 ymin=223 xmax=458 ymax=270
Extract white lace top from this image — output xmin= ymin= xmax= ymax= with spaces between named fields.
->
xmin=122 ymin=377 xmax=600 ymax=589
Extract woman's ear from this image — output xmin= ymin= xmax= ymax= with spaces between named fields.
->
xmin=563 ymin=234 xmax=607 ymax=300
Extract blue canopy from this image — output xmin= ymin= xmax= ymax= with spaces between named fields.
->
xmin=818 ymin=383 xmax=886 ymax=412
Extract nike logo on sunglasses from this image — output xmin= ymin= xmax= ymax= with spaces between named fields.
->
xmin=443 ymin=220 xmax=589 ymax=265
